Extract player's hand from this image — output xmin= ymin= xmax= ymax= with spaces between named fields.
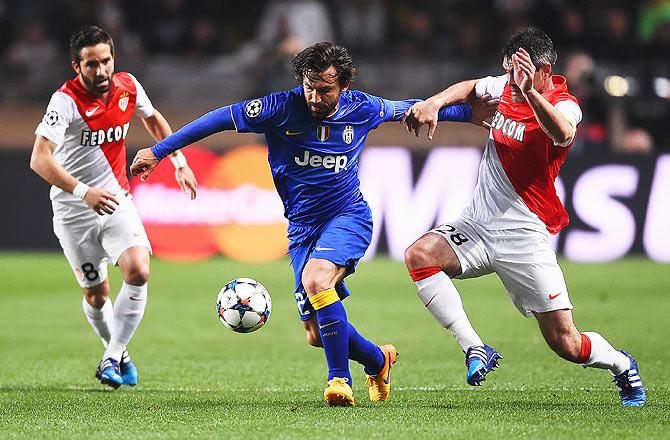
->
xmin=470 ymin=94 xmax=499 ymax=128
xmin=512 ymin=48 xmax=535 ymax=94
xmin=130 ymin=148 xmax=160 ymax=181
xmin=175 ymin=165 xmax=198 ymax=200
xmin=401 ymin=100 xmax=441 ymax=140
xmin=83 ymin=187 xmax=119 ymax=215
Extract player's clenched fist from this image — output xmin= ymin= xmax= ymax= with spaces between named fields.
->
xmin=83 ymin=187 xmax=119 ymax=215
xmin=402 ymin=99 xmax=441 ymax=139
xmin=130 ymin=148 xmax=160 ymax=181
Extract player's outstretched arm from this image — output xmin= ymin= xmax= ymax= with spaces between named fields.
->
xmin=130 ymin=105 xmax=236 ymax=180
xmin=140 ymin=109 xmax=198 ymax=199
xmin=401 ymin=80 xmax=479 ymax=139
xmin=379 ymin=98 xmax=471 ymax=139
xmin=402 ymin=78 xmax=501 ymax=139
xmin=30 ymin=135 xmax=119 ymax=215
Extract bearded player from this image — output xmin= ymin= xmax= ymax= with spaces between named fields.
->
xmin=402 ymin=27 xmax=646 ymax=407
xmin=30 ymin=26 xmax=198 ymax=389
xmin=131 ymin=42 xmax=495 ymax=406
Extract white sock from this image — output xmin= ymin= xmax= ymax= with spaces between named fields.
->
xmin=103 ymin=282 xmax=148 ymax=362
xmin=82 ymin=297 xmax=114 ymax=348
xmin=583 ymin=331 xmax=630 ymax=375
xmin=416 ymin=272 xmax=483 ymax=351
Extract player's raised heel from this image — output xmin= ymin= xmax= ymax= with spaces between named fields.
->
xmin=613 ymin=351 xmax=646 ymax=407
xmin=324 ymin=377 xmax=355 ymax=407
xmin=96 ymin=357 xmax=123 ymax=389
xmin=465 ymin=345 xmax=502 ymax=386
xmin=365 ymin=344 xmax=398 ymax=402
xmin=120 ymin=350 xmax=138 ymax=386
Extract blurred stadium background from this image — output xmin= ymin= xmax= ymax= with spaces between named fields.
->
xmin=1 ymin=0 xmax=669 ymax=263
xmin=1 ymin=3 xmax=669 ymax=437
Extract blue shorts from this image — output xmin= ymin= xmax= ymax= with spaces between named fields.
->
xmin=289 ymin=202 xmax=373 ymax=321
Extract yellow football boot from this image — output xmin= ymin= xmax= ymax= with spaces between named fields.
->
xmin=365 ymin=344 xmax=398 ymax=402
xmin=323 ymin=377 xmax=355 ymax=407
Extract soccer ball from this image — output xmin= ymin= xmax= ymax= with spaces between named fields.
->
xmin=216 ymin=278 xmax=271 ymax=333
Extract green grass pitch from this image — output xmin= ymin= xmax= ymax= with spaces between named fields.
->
xmin=1 ymin=253 xmax=668 ymax=439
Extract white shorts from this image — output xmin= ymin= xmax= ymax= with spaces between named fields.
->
xmin=430 ymin=218 xmax=573 ymax=317
xmin=53 ymin=194 xmax=152 ymax=288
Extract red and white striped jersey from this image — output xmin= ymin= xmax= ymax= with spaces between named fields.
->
xmin=35 ymin=72 xmax=154 ymax=214
xmin=463 ymin=74 xmax=582 ymax=234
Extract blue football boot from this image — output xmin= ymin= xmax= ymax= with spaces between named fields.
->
xmin=96 ymin=358 xmax=123 ymax=389
xmin=120 ymin=350 xmax=138 ymax=386
xmin=465 ymin=345 xmax=502 ymax=386
xmin=612 ymin=351 xmax=646 ymax=407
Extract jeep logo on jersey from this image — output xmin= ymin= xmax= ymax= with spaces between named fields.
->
xmin=491 ymin=112 xmax=525 ymax=142
xmin=81 ymin=122 xmax=130 ymax=146
xmin=118 ymin=91 xmax=129 ymax=112
xmin=294 ymin=150 xmax=347 ymax=173
xmin=342 ymin=125 xmax=354 ymax=145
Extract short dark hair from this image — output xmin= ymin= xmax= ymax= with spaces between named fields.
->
xmin=290 ymin=42 xmax=357 ymax=86
xmin=502 ymin=26 xmax=557 ymax=67
xmin=69 ymin=26 xmax=114 ymax=63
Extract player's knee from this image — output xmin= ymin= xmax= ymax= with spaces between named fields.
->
xmin=301 ymin=272 xmax=330 ymax=297
xmin=405 ymin=238 xmax=438 ymax=270
xmin=124 ymin=262 xmax=150 ymax=286
xmin=301 ymin=278 xmax=320 ymax=297
xmin=84 ymin=281 xmax=110 ymax=308
xmin=84 ymin=290 xmax=109 ymax=308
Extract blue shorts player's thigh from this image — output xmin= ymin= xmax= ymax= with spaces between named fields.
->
xmin=289 ymin=204 xmax=373 ymax=320
xmin=309 ymin=203 xmax=373 ymax=272
xmin=288 ymin=227 xmax=320 ymax=321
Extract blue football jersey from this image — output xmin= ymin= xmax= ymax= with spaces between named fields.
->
xmin=230 ymin=87 xmax=417 ymax=225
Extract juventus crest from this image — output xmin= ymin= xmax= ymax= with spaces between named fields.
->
xmin=342 ymin=125 xmax=354 ymax=145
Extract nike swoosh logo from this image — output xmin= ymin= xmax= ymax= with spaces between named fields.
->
xmin=424 ymin=293 xmax=439 ymax=308
xmin=314 ymin=247 xmax=335 ymax=252
xmin=85 ymin=106 xmax=99 ymax=117
xmin=129 ymin=296 xmax=145 ymax=301
xmin=548 ymin=293 xmax=562 ymax=300
xmin=285 ymin=130 xmax=304 ymax=136
xmin=319 ymin=320 xmax=340 ymax=329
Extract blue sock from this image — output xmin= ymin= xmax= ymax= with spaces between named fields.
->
xmin=315 ymin=300 xmax=352 ymax=384
xmin=348 ymin=323 xmax=385 ymax=375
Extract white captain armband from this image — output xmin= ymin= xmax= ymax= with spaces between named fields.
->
xmin=170 ymin=152 xmax=188 ymax=169
xmin=554 ymin=100 xmax=582 ymax=147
